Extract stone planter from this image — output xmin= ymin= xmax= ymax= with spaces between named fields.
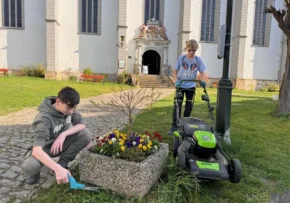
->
xmin=79 ymin=143 xmax=169 ymax=198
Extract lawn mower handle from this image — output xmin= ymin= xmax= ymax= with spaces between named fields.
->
xmin=178 ymin=79 xmax=202 ymax=84
xmin=176 ymin=79 xmax=208 ymax=94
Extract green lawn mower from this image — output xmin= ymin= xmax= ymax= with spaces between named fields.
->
xmin=172 ymin=80 xmax=242 ymax=183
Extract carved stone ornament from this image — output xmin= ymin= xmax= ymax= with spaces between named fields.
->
xmin=137 ymin=18 xmax=168 ymax=40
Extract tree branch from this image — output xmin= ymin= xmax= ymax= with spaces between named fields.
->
xmin=265 ymin=5 xmax=289 ymax=36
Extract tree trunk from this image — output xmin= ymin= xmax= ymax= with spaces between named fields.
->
xmin=278 ymin=38 xmax=290 ymax=114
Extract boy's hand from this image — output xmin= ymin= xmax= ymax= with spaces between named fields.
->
xmin=200 ymin=81 xmax=206 ymax=88
xmin=54 ymin=167 xmax=71 ymax=184
xmin=175 ymin=81 xmax=181 ymax=87
xmin=51 ymin=133 xmax=67 ymax=155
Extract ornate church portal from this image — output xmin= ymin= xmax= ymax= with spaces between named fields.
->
xmin=135 ymin=19 xmax=170 ymax=76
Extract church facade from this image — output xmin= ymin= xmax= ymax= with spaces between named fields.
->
xmin=0 ymin=0 xmax=286 ymax=90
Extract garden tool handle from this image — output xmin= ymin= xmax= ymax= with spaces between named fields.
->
xmin=68 ymin=174 xmax=86 ymax=189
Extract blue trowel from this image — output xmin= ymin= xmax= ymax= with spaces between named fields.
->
xmin=68 ymin=174 xmax=100 ymax=192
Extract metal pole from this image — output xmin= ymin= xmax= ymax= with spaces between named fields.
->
xmin=216 ymin=0 xmax=233 ymax=144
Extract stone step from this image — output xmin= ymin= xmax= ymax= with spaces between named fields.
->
xmin=139 ymin=84 xmax=174 ymax=89
xmin=137 ymin=75 xmax=159 ymax=81
xmin=139 ymin=82 xmax=174 ymax=88
xmin=136 ymin=75 xmax=174 ymax=88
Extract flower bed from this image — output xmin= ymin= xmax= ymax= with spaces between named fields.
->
xmin=79 ymin=130 xmax=168 ymax=197
xmin=89 ymin=130 xmax=163 ymax=162
xmin=81 ymin=74 xmax=105 ymax=82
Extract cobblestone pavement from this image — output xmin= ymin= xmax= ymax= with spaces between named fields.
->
xmin=0 ymin=88 xmax=174 ymax=203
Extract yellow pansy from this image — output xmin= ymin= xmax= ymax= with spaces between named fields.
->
xmin=147 ymin=144 xmax=152 ymax=149
xmin=114 ymin=129 xmax=119 ymax=134
xmin=138 ymin=144 xmax=142 ymax=149
xmin=149 ymin=141 xmax=152 ymax=146
xmin=140 ymin=139 xmax=144 ymax=143
xmin=119 ymin=141 xmax=124 ymax=146
xmin=108 ymin=140 xmax=113 ymax=145
xmin=143 ymin=146 xmax=147 ymax=151
xmin=121 ymin=146 xmax=125 ymax=151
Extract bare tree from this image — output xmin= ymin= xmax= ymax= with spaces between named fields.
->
xmin=265 ymin=1 xmax=290 ymax=114
xmin=91 ymin=86 xmax=161 ymax=135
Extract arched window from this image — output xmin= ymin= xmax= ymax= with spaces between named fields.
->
xmin=253 ymin=0 xmax=268 ymax=46
xmin=144 ymin=0 xmax=160 ymax=24
xmin=3 ymin=0 xmax=24 ymax=28
xmin=79 ymin=0 xmax=101 ymax=34
xmin=201 ymin=0 xmax=216 ymax=42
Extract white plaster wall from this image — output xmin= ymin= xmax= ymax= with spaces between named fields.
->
xmin=58 ymin=0 xmax=79 ymax=72
xmin=231 ymin=0 xmax=282 ymax=80
xmin=0 ymin=0 xmax=46 ymax=69
xmin=164 ymin=0 xmax=179 ymax=69
xmin=189 ymin=0 xmax=227 ymax=78
xmin=126 ymin=0 xmax=143 ymax=73
xmin=252 ymin=0 xmax=284 ymax=80
xmin=78 ymin=0 xmax=118 ymax=74
xmin=190 ymin=0 xmax=202 ymax=47
xmin=242 ymin=0 xmax=256 ymax=79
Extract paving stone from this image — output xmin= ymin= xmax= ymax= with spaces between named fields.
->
xmin=0 ymin=188 xmax=11 ymax=195
xmin=9 ymin=154 xmax=19 ymax=158
xmin=0 ymin=163 xmax=10 ymax=169
xmin=0 ymin=154 xmax=9 ymax=159
xmin=10 ymin=166 xmax=22 ymax=173
xmin=11 ymin=147 xmax=28 ymax=153
xmin=16 ymin=143 xmax=31 ymax=149
xmin=9 ymin=157 xmax=23 ymax=161
xmin=41 ymin=177 xmax=55 ymax=189
xmin=38 ymin=178 xmax=46 ymax=185
xmin=9 ymin=190 xmax=31 ymax=199
xmin=0 ymin=197 xmax=10 ymax=203
xmin=0 ymin=179 xmax=21 ymax=188
xmin=23 ymin=184 xmax=37 ymax=190
xmin=2 ymin=170 xmax=18 ymax=179
xmin=16 ymin=175 xmax=26 ymax=183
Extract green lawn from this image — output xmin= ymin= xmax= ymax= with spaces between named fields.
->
xmin=0 ymin=76 xmax=131 ymax=116
xmin=31 ymin=88 xmax=290 ymax=203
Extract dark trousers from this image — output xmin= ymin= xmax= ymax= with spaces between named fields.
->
xmin=172 ymin=88 xmax=196 ymax=127
xmin=22 ymin=128 xmax=92 ymax=176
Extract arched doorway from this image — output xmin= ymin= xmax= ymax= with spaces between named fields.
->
xmin=142 ymin=50 xmax=161 ymax=75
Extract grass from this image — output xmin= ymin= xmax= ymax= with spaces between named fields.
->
xmin=0 ymin=76 xmax=131 ymax=116
xmin=30 ymin=87 xmax=290 ymax=203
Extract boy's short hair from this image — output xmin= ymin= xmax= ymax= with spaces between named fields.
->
xmin=58 ymin=86 xmax=80 ymax=108
xmin=185 ymin=39 xmax=199 ymax=50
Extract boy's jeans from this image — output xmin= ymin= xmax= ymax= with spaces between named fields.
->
xmin=22 ymin=128 xmax=92 ymax=176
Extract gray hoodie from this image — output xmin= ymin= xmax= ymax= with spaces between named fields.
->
xmin=32 ymin=96 xmax=84 ymax=147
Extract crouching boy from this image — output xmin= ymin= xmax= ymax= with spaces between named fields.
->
xmin=22 ymin=86 xmax=92 ymax=185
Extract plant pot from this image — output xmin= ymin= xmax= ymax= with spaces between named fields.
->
xmin=79 ymin=143 xmax=169 ymax=198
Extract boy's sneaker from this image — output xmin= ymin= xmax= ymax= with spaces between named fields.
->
xmin=26 ymin=172 xmax=40 ymax=185
xmin=50 ymin=158 xmax=69 ymax=174
xmin=168 ymin=126 xmax=178 ymax=135
xmin=57 ymin=158 xmax=69 ymax=169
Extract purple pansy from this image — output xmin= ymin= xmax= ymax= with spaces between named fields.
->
xmin=109 ymin=134 xmax=116 ymax=139
xmin=125 ymin=141 xmax=132 ymax=148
